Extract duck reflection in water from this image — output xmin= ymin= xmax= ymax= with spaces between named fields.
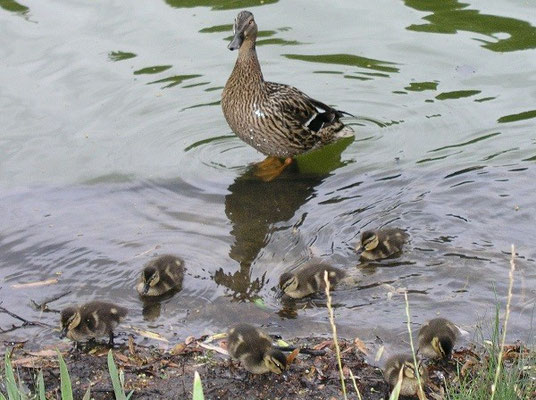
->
xmin=215 ymin=136 xmax=353 ymax=301
xmin=214 ymin=162 xmax=324 ymax=302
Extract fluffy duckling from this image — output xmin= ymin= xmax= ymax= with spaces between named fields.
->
xmin=227 ymin=323 xmax=287 ymax=374
xmin=279 ymin=262 xmax=347 ymax=299
xmin=136 ymin=254 xmax=184 ymax=297
xmin=60 ymin=301 xmax=127 ymax=345
xmin=357 ymin=228 xmax=408 ymax=261
xmin=384 ymin=354 xmax=428 ymax=397
xmin=418 ymin=318 xmax=459 ymax=359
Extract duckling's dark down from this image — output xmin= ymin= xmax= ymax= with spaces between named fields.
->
xmin=222 ymin=10 xmax=354 ymax=159
xmin=418 ymin=318 xmax=459 ymax=359
xmin=358 ymin=228 xmax=408 ymax=261
xmin=383 ymin=354 xmax=428 ymax=397
xmin=60 ymin=301 xmax=127 ymax=345
xmin=227 ymin=323 xmax=287 ymax=374
xmin=279 ymin=262 xmax=347 ymax=299
xmin=137 ymin=254 xmax=184 ymax=297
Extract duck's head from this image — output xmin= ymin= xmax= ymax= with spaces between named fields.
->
xmin=264 ymin=349 xmax=287 ymax=374
xmin=228 ymin=10 xmax=257 ymax=51
xmin=60 ymin=307 xmax=81 ymax=338
xmin=360 ymin=231 xmax=379 ymax=251
xmin=142 ymin=267 xmax=160 ymax=295
xmin=279 ymin=272 xmax=298 ymax=295
xmin=431 ymin=335 xmax=453 ymax=359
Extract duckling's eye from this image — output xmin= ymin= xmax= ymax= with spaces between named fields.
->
xmin=249 ymin=20 xmax=253 ymax=25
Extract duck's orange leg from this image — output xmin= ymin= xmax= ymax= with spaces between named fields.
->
xmin=254 ymin=157 xmax=293 ymax=182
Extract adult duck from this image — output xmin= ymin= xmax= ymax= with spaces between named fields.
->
xmin=222 ymin=11 xmax=353 ymax=180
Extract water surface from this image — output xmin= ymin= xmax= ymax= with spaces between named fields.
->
xmin=1 ymin=0 xmax=535 ymax=355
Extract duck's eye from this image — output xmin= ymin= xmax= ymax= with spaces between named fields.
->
xmin=249 ymin=20 xmax=253 ymax=25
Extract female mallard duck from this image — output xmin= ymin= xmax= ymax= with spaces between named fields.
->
xmin=384 ymin=354 xmax=428 ymax=397
xmin=222 ymin=11 xmax=353 ymax=180
xmin=60 ymin=301 xmax=127 ymax=345
xmin=227 ymin=323 xmax=287 ymax=374
xmin=418 ymin=318 xmax=459 ymax=359
xmin=136 ymin=254 xmax=184 ymax=297
xmin=279 ymin=262 xmax=347 ymax=299
xmin=357 ymin=228 xmax=408 ymax=261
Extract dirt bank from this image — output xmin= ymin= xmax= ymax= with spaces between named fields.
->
xmin=4 ymin=336 xmax=525 ymax=400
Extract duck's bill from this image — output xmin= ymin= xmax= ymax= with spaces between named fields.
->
xmin=142 ymin=283 xmax=150 ymax=295
xmin=228 ymin=32 xmax=243 ymax=50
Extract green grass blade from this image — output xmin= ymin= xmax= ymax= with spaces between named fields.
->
xmin=4 ymin=352 xmax=20 ymax=400
xmin=0 ymin=392 xmax=7 ymax=400
xmin=192 ymin=371 xmax=204 ymax=400
xmin=388 ymin=380 xmax=401 ymax=400
xmin=37 ymin=371 xmax=46 ymax=400
xmin=57 ymin=350 xmax=73 ymax=400
xmin=82 ymin=385 xmax=91 ymax=400
xmin=107 ymin=350 xmax=127 ymax=400
xmin=388 ymin=367 xmax=403 ymax=400
xmin=16 ymin=379 xmax=27 ymax=400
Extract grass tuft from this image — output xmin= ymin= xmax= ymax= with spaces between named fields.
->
xmin=444 ymin=244 xmax=535 ymax=400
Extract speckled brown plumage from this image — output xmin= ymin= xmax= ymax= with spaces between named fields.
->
xmin=222 ymin=11 xmax=353 ymax=158
xmin=383 ymin=354 xmax=428 ymax=397
xmin=279 ymin=262 xmax=347 ymax=299
xmin=418 ymin=318 xmax=459 ymax=359
xmin=227 ymin=323 xmax=287 ymax=374
xmin=359 ymin=228 xmax=408 ymax=261
xmin=60 ymin=301 xmax=127 ymax=344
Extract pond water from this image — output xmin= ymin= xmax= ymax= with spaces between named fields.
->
xmin=1 ymin=0 xmax=535 ymax=355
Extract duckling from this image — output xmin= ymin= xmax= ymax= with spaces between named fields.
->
xmin=136 ymin=254 xmax=184 ymax=297
xmin=60 ymin=301 xmax=127 ymax=345
xmin=357 ymin=228 xmax=408 ymax=261
xmin=279 ymin=262 xmax=347 ymax=299
xmin=418 ymin=318 xmax=459 ymax=359
xmin=384 ymin=354 xmax=428 ymax=397
xmin=227 ymin=323 xmax=287 ymax=374
xmin=222 ymin=11 xmax=353 ymax=181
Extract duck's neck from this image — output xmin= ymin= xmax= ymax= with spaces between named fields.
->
xmin=231 ymin=39 xmax=264 ymax=85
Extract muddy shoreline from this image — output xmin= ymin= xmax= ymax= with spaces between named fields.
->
xmin=4 ymin=334 xmax=514 ymax=400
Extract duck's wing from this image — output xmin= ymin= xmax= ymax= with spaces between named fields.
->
xmin=263 ymin=81 xmax=351 ymax=134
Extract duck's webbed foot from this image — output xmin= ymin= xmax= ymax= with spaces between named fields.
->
xmin=254 ymin=157 xmax=292 ymax=181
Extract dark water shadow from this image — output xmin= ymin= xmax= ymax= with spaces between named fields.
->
xmin=214 ymin=164 xmax=325 ymax=301
xmin=214 ymin=138 xmax=353 ymax=302
xmin=404 ymin=0 xmax=536 ymax=52
xmin=139 ymin=289 xmax=182 ymax=321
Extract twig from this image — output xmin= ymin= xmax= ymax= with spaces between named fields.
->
xmin=31 ymin=291 xmax=71 ymax=312
xmin=0 ymin=305 xmax=53 ymax=332
xmin=403 ymin=291 xmax=426 ymax=400
xmin=324 ymin=270 xmax=347 ymax=400
xmin=490 ymin=244 xmax=516 ymax=400
xmin=272 ymin=346 xmax=326 ymax=357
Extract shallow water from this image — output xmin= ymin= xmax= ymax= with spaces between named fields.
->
xmin=1 ymin=0 xmax=535 ymax=354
